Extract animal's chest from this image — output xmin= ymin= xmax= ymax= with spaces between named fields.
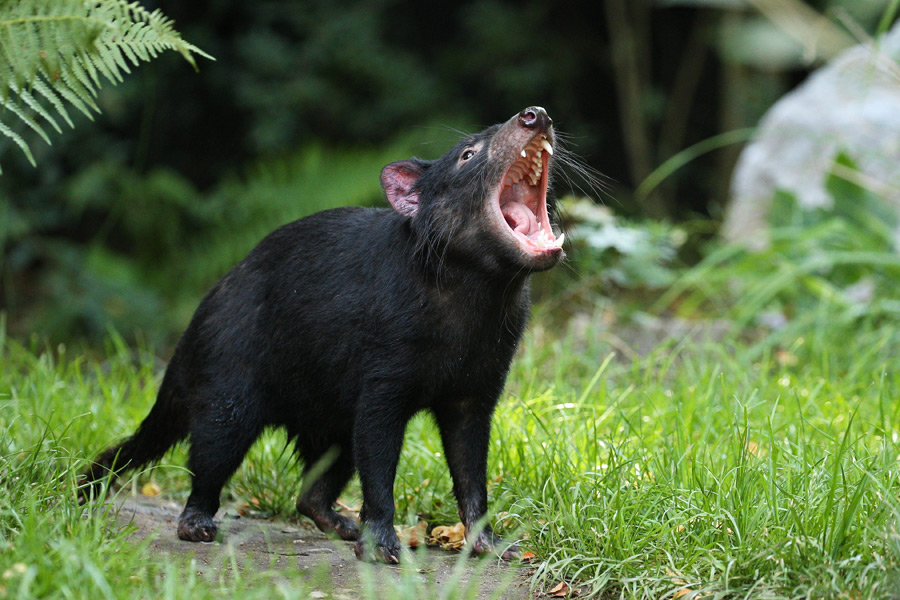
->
xmin=418 ymin=297 xmax=526 ymax=401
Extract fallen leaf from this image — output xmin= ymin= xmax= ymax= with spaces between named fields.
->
xmin=335 ymin=499 xmax=360 ymax=512
xmin=334 ymin=499 xmax=359 ymax=520
xmin=521 ymin=550 xmax=537 ymax=563
xmin=141 ymin=482 xmax=161 ymax=497
xmin=666 ymin=568 xmax=696 ymax=599
xmin=396 ymin=520 xmax=428 ymax=547
xmin=548 ymin=581 xmax=571 ymax=597
xmin=495 ymin=511 xmax=515 ymax=528
xmin=427 ymin=522 xmax=466 ymax=550
xmin=673 ymin=587 xmax=695 ymax=599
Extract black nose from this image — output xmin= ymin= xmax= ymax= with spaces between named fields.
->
xmin=518 ymin=106 xmax=551 ymax=130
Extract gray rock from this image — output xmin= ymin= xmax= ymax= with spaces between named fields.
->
xmin=723 ymin=23 xmax=900 ymax=249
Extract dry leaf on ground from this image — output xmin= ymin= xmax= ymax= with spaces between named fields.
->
xmin=395 ymin=520 xmax=428 ymax=547
xmin=427 ymin=522 xmax=466 ymax=550
xmin=335 ymin=499 xmax=360 ymax=520
xmin=141 ymin=482 xmax=161 ymax=497
xmin=548 ymin=581 xmax=574 ymax=597
xmin=335 ymin=499 xmax=360 ymax=512
xmin=667 ymin=568 xmax=697 ymax=599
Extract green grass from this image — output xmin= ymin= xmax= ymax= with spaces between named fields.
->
xmin=2 ymin=309 xmax=900 ymax=599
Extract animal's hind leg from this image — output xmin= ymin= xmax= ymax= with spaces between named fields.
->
xmin=177 ymin=408 xmax=263 ymax=542
xmin=296 ymin=447 xmax=359 ymax=541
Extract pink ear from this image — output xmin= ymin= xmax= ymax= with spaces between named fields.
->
xmin=381 ymin=161 xmax=423 ymax=217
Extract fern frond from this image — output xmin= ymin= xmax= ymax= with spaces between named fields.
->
xmin=0 ymin=0 xmax=213 ymax=173
xmin=1 ymin=92 xmax=53 ymax=144
xmin=0 ymin=119 xmax=35 ymax=166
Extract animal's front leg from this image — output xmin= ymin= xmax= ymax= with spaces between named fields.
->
xmin=353 ymin=400 xmax=408 ymax=564
xmin=434 ymin=400 xmax=520 ymax=560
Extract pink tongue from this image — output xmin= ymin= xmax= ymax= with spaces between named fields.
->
xmin=501 ymin=202 xmax=538 ymax=235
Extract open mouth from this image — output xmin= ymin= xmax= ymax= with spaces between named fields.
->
xmin=495 ymin=133 xmax=564 ymax=257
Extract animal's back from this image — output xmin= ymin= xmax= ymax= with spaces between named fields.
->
xmin=169 ymin=206 xmax=410 ymax=422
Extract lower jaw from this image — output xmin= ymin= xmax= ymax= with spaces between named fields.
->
xmin=510 ymin=244 xmax=563 ymax=271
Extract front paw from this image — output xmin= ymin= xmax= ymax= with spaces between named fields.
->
xmin=470 ymin=530 xmax=520 ymax=560
xmin=354 ymin=528 xmax=402 ymax=564
xmin=177 ymin=507 xmax=218 ymax=542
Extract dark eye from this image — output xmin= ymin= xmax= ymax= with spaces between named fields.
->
xmin=461 ymin=149 xmax=476 ymax=161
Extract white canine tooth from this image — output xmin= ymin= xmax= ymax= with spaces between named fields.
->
xmin=556 ymin=232 xmax=565 ymax=246
xmin=520 ymin=150 xmax=527 ymax=158
xmin=540 ymin=139 xmax=554 ymax=156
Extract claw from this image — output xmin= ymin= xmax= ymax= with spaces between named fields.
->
xmin=355 ymin=538 xmax=402 ymax=564
xmin=177 ymin=507 xmax=218 ymax=542
xmin=470 ymin=529 xmax=520 ymax=560
xmin=501 ymin=544 xmax=522 ymax=561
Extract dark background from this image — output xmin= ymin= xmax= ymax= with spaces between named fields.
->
xmin=0 ymin=0 xmax=891 ymax=345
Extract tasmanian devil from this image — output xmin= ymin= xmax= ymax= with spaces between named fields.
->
xmin=81 ymin=106 xmax=565 ymax=563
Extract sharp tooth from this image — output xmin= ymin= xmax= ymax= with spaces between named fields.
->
xmin=520 ymin=150 xmax=527 ymax=158
xmin=541 ymin=139 xmax=553 ymax=156
xmin=556 ymin=232 xmax=565 ymax=246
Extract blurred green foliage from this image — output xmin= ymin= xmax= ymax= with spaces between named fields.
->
xmin=2 ymin=131 xmax=446 ymax=345
xmin=560 ymin=195 xmax=686 ymax=291
xmin=0 ymin=0 xmax=897 ymax=344
xmin=660 ymin=152 xmax=900 ymax=346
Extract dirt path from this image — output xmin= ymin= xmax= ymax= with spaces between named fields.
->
xmin=113 ymin=494 xmax=536 ymax=599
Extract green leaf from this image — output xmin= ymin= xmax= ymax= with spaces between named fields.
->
xmin=0 ymin=0 xmax=213 ymax=172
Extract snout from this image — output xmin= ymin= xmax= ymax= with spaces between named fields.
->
xmin=517 ymin=107 xmax=552 ymax=131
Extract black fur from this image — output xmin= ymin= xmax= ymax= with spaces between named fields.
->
xmin=81 ymin=107 xmax=562 ymax=563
